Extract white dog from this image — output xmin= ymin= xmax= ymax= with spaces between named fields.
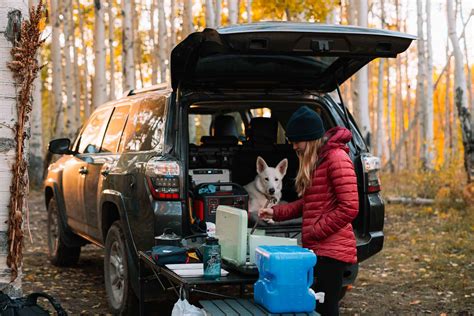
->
xmin=244 ymin=156 xmax=288 ymax=224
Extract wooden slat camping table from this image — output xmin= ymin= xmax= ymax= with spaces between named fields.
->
xmin=199 ymin=299 xmax=319 ymax=316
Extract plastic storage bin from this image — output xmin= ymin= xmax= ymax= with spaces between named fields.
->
xmin=254 ymin=245 xmax=317 ymax=313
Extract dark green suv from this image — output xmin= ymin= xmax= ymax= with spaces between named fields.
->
xmin=45 ymin=23 xmax=414 ymax=314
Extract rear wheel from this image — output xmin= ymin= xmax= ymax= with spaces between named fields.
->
xmin=47 ymin=197 xmax=81 ymax=266
xmin=104 ymin=221 xmax=138 ymax=315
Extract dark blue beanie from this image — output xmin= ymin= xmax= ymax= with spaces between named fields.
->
xmin=286 ymin=106 xmax=325 ymax=142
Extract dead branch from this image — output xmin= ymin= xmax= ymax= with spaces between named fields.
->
xmin=386 ymin=196 xmax=434 ymax=206
xmin=6 ymin=1 xmax=45 ymax=282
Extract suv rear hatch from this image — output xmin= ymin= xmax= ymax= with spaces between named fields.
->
xmin=171 ymin=22 xmax=415 ymax=92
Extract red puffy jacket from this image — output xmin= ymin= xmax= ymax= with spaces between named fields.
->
xmin=273 ymin=127 xmax=359 ymax=263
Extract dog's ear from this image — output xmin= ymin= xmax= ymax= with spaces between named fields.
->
xmin=256 ymin=156 xmax=268 ymax=174
xmin=276 ymin=158 xmax=288 ymax=176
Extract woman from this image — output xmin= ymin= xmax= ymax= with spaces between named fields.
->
xmin=258 ymin=106 xmax=359 ymax=316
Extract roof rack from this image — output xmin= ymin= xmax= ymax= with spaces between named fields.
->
xmin=127 ymin=83 xmax=169 ymax=96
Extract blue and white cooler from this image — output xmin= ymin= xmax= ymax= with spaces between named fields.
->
xmin=254 ymin=245 xmax=317 ymax=313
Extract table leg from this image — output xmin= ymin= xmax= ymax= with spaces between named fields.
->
xmin=138 ymin=258 xmax=145 ymax=316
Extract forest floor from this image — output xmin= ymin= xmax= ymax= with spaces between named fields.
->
xmin=22 ymin=171 xmax=474 ymax=315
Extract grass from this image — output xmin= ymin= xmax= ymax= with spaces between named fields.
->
xmin=341 ymin=168 xmax=474 ymax=314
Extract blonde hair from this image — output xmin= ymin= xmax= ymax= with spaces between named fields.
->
xmin=295 ymin=138 xmax=326 ymax=196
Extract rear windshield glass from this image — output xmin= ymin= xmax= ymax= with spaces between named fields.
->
xmin=194 ymin=55 xmax=338 ymax=81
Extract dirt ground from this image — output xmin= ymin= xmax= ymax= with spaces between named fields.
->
xmin=22 ymin=189 xmax=473 ymax=315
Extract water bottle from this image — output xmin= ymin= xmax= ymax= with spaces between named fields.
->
xmin=203 ymin=237 xmax=221 ymax=280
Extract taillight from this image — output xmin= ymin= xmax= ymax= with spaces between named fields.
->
xmin=145 ymin=159 xmax=181 ymax=200
xmin=362 ymin=155 xmax=381 ymax=193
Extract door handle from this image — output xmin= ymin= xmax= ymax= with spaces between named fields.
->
xmin=79 ymin=167 xmax=88 ymax=175
xmin=101 ymin=169 xmax=110 ymax=177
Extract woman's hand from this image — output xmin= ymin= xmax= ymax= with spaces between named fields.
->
xmin=258 ymin=207 xmax=274 ymax=221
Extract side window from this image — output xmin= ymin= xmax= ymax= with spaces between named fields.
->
xmin=121 ymin=96 xmax=166 ymax=152
xmin=101 ymin=105 xmax=130 ymax=153
xmin=77 ymin=109 xmax=112 ymax=154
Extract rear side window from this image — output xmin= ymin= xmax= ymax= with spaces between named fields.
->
xmin=121 ymin=95 xmax=166 ymax=152
xmin=101 ymin=105 xmax=130 ymax=153
xmin=77 ymin=108 xmax=112 ymax=154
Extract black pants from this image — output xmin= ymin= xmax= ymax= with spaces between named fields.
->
xmin=312 ymin=256 xmax=348 ymax=316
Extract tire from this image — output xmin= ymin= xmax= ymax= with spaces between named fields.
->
xmin=47 ymin=197 xmax=81 ymax=266
xmin=104 ymin=221 xmax=138 ymax=315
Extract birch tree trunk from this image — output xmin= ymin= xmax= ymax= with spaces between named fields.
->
xmin=445 ymin=40 xmax=452 ymax=163
xmin=376 ymin=59 xmax=385 ymax=159
xmin=459 ymin=3 xmax=473 ymax=112
xmin=63 ymin=1 xmax=76 ymax=136
xmin=150 ymin=0 xmax=157 ymax=84
xmin=122 ymin=0 xmax=135 ymax=92
xmin=51 ymin=0 xmax=64 ymax=136
xmin=182 ymin=0 xmax=194 ymax=36
xmin=134 ymin=1 xmax=144 ymax=88
xmin=108 ymin=0 xmax=116 ymax=100
xmin=28 ymin=0 xmax=44 ymax=188
xmin=93 ymin=0 xmax=107 ymax=109
xmin=215 ymin=0 xmax=222 ymax=27
xmin=170 ymin=0 xmax=176 ymax=50
xmin=77 ymin=0 xmax=90 ymax=118
xmin=205 ymin=0 xmax=216 ymax=28
xmin=423 ymin=0 xmax=434 ymax=169
xmin=228 ymin=0 xmax=239 ymax=25
xmin=447 ymin=0 xmax=473 ymax=181
xmin=356 ymin=0 xmax=371 ymax=145
xmin=246 ymin=0 xmax=252 ymax=22
xmin=386 ymin=64 xmax=394 ymax=171
xmin=158 ymin=0 xmax=167 ymax=82
xmin=415 ymin=0 xmax=426 ymax=166
xmin=0 ymin=0 xmax=28 ymax=296
xmin=376 ymin=2 xmax=385 ymax=159
xmin=70 ymin=4 xmax=81 ymax=129
xmin=347 ymin=1 xmax=357 ymax=114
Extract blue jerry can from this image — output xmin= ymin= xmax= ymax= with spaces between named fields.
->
xmin=254 ymin=245 xmax=317 ymax=313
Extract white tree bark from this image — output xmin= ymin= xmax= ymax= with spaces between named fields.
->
xmin=246 ymin=0 xmax=252 ymax=23
xmin=356 ymin=0 xmax=371 ymax=145
xmin=77 ymin=0 xmax=90 ymax=118
xmin=348 ymin=1 xmax=357 ymax=114
xmin=158 ymin=0 xmax=167 ymax=82
xmin=150 ymin=0 xmax=157 ymax=84
xmin=93 ymin=0 xmax=107 ymax=109
xmin=447 ymin=0 xmax=472 ymax=180
xmin=386 ymin=64 xmax=393 ymax=170
xmin=63 ymin=1 xmax=76 ymax=136
xmin=205 ymin=0 xmax=215 ymax=28
xmin=122 ymin=0 xmax=135 ymax=92
xmin=182 ymin=0 xmax=194 ymax=36
xmin=228 ymin=0 xmax=238 ymax=25
xmin=215 ymin=0 xmax=222 ymax=27
xmin=376 ymin=59 xmax=385 ymax=159
xmin=51 ymin=0 xmax=64 ymax=136
xmin=424 ymin=0 xmax=434 ymax=169
xmin=70 ymin=4 xmax=81 ymax=131
xmin=416 ymin=0 xmax=426 ymax=164
xmin=170 ymin=0 xmax=176 ymax=50
xmin=0 ymin=0 xmax=27 ymax=296
xmin=107 ymin=0 xmax=116 ymax=100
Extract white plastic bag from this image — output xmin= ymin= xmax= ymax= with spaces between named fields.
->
xmin=171 ymin=298 xmax=205 ymax=316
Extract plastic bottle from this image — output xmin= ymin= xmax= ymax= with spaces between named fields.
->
xmin=203 ymin=237 xmax=221 ymax=280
